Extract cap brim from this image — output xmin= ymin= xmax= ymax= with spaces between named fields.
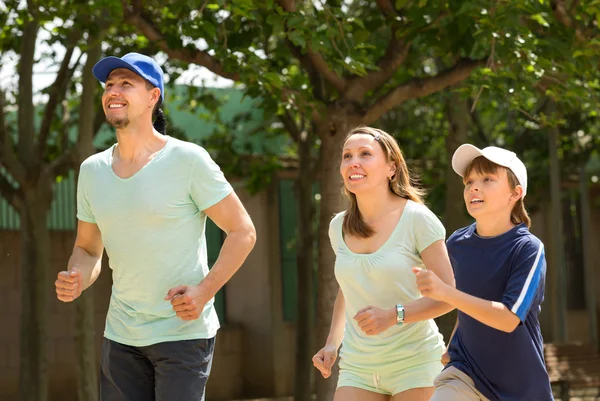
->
xmin=452 ymin=144 xmax=484 ymax=177
xmin=92 ymin=57 xmax=142 ymax=83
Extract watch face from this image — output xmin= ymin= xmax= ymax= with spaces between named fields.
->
xmin=396 ymin=305 xmax=404 ymax=323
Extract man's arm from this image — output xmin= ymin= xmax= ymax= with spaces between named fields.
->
xmin=165 ymin=192 xmax=256 ymax=320
xmin=56 ymin=221 xmax=104 ymax=302
xmin=198 ymin=191 xmax=256 ymax=297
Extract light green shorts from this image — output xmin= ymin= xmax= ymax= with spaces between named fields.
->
xmin=337 ymin=360 xmax=444 ymax=396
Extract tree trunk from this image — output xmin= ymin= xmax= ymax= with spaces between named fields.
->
xmin=294 ymin=130 xmax=317 ymax=401
xmin=436 ymin=91 xmax=472 ymax=342
xmin=76 ymin=290 xmax=99 ymax=401
xmin=315 ymin=117 xmax=354 ymax=401
xmin=579 ymin=167 xmax=598 ymax=350
xmin=546 ymin=100 xmax=568 ymax=342
xmin=19 ymin=190 xmax=52 ymax=401
xmin=443 ymin=91 xmax=471 ymax=235
xmin=74 ymin=39 xmax=102 ymax=401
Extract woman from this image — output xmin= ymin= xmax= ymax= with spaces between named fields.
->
xmin=312 ymin=126 xmax=455 ymax=401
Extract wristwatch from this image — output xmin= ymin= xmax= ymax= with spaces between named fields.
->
xmin=396 ymin=304 xmax=405 ymax=325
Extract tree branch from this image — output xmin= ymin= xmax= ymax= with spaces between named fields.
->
xmin=0 ymin=89 xmax=26 ymax=184
xmin=279 ymin=110 xmax=300 ymax=142
xmin=278 ymin=0 xmax=296 ymax=12
xmin=46 ymin=148 xmax=75 ymax=179
xmin=0 ymin=171 xmax=23 ymax=211
xmin=551 ymin=0 xmax=586 ymax=42
xmin=363 ymin=58 xmax=484 ymax=124
xmin=286 ymin=41 xmax=327 ymax=101
xmin=60 ymin=100 xmax=70 ymax=152
xmin=469 ymin=107 xmax=490 ymax=146
xmin=376 ymin=0 xmax=397 ymax=16
xmin=38 ymin=43 xmax=77 ymax=160
xmin=93 ymin=104 xmax=106 ymax=139
xmin=123 ymin=4 xmax=240 ymax=81
xmin=17 ymin=17 xmax=38 ymax=167
xmin=278 ymin=0 xmax=346 ymax=93
xmin=305 ymin=49 xmax=346 ymax=93
xmin=76 ymin=40 xmax=103 ymax=162
xmin=281 ymin=88 xmax=323 ymax=124
xmin=344 ymin=36 xmax=410 ymax=101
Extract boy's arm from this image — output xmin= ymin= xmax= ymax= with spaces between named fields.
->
xmin=415 ymin=239 xmax=545 ymax=333
xmin=441 ymin=288 xmax=520 ymax=333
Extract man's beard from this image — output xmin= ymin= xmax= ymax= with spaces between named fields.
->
xmin=106 ymin=115 xmax=130 ymax=129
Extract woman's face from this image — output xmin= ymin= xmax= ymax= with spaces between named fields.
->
xmin=340 ymin=133 xmax=394 ymax=195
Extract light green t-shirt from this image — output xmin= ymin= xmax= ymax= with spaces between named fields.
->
xmin=77 ymin=136 xmax=232 ymax=346
xmin=330 ymin=200 xmax=447 ymax=373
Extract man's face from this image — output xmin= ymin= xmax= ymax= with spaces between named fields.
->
xmin=102 ymin=68 xmax=159 ymax=129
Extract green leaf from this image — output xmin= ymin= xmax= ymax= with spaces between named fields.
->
xmin=288 ymin=30 xmax=306 ymax=48
xmin=531 ymin=13 xmax=550 ymax=27
xmin=395 ymin=0 xmax=409 ymax=9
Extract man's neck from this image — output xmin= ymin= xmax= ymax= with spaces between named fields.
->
xmin=115 ymin=120 xmax=166 ymax=162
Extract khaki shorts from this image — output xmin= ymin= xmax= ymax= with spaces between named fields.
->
xmin=430 ymin=366 xmax=490 ymax=401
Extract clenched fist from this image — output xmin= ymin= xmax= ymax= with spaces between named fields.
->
xmin=413 ymin=267 xmax=449 ymax=301
xmin=55 ymin=268 xmax=83 ymax=302
xmin=354 ymin=306 xmax=396 ymax=336
xmin=165 ymin=285 xmax=210 ymax=321
xmin=312 ymin=344 xmax=338 ymax=378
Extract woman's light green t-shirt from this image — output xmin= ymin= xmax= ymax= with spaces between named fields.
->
xmin=330 ymin=200 xmax=447 ymax=373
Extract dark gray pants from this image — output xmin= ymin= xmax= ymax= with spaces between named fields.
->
xmin=100 ymin=337 xmax=215 ymax=401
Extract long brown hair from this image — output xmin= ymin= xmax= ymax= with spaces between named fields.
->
xmin=464 ymin=156 xmax=531 ymax=228
xmin=342 ymin=126 xmax=424 ymax=238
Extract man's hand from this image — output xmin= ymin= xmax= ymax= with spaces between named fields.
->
xmin=413 ymin=267 xmax=451 ymax=302
xmin=353 ymin=305 xmax=396 ymax=336
xmin=55 ymin=268 xmax=83 ymax=302
xmin=165 ymin=285 xmax=210 ymax=321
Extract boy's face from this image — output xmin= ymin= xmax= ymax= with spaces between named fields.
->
xmin=463 ymin=167 xmax=519 ymax=220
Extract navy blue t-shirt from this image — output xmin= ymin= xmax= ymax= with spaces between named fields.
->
xmin=446 ymin=223 xmax=553 ymax=401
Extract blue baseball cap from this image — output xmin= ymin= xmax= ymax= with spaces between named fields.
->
xmin=92 ymin=52 xmax=164 ymax=102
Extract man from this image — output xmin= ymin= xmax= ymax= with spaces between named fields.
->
xmin=55 ymin=52 xmax=256 ymax=401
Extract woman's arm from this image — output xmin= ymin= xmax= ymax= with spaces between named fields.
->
xmin=402 ymin=240 xmax=455 ymax=323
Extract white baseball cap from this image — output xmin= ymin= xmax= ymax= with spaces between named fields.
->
xmin=451 ymin=144 xmax=528 ymax=196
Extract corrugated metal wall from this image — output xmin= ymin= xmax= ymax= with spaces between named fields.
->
xmin=0 ymin=168 xmax=76 ymax=231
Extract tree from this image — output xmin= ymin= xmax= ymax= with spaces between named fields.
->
xmin=121 ymin=2 xmax=488 ymax=397
xmin=116 ymin=0 xmax=600 ymax=399
xmin=0 ymin=2 xmax=114 ymax=399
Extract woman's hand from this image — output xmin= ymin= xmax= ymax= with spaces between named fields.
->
xmin=354 ymin=305 xmax=397 ymax=336
xmin=312 ymin=344 xmax=338 ymax=378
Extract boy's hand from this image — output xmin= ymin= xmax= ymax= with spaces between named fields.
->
xmin=413 ymin=267 xmax=450 ymax=302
